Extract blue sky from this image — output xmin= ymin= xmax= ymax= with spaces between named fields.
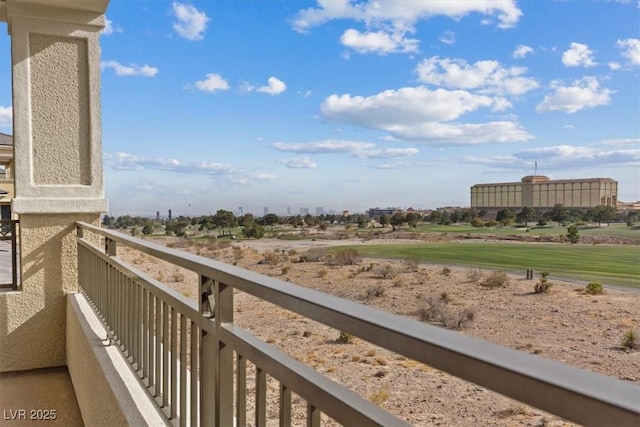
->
xmin=1 ymin=0 xmax=639 ymax=216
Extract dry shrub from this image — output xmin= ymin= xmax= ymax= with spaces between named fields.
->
xmin=304 ymin=248 xmax=327 ymax=262
xmin=337 ymin=331 xmax=354 ymax=344
xmin=365 ymin=284 xmax=386 ymax=299
xmin=480 ymin=271 xmax=510 ymax=288
xmin=420 ymin=296 xmax=475 ymax=329
xmin=372 ymin=265 xmax=398 ymax=279
xmin=368 ymin=386 xmax=389 ymax=404
xmin=441 ymin=266 xmax=451 ymax=276
xmin=261 ymin=251 xmax=281 ymax=265
xmin=333 ymin=249 xmax=361 ymax=266
xmin=586 ymin=281 xmax=604 ymax=295
xmin=403 ymin=258 xmax=420 ymax=273
xmin=466 ymin=268 xmax=484 ymax=283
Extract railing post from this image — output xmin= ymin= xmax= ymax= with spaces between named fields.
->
xmin=199 ymin=276 xmax=216 ymax=426
xmin=215 ymin=279 xmax=234 ymax=426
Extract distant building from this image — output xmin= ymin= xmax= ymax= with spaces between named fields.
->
xmin=0 ymin=132 xmax=15 ymax=220
xmin=470 ymin=176 xmax=618 ymax=210
xmin=263 ymin=207 xmax=268 ymax=215
xmin=315 ymin=207 xmax=324 ymax=216
xmin=300 ymin=207 xmax=309 ymax=216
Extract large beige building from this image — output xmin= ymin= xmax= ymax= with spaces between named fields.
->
xmin=470 ymin=175 xmax=618 ymax=210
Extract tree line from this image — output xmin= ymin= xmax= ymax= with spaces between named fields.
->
xmin=102 ymin=204 xmax=636 ymax=238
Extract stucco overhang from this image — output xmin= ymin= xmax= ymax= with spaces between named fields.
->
xmin=1 ymin=0 xmax=107 ymax=27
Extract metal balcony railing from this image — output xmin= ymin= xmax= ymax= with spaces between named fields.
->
xmin=0 ymin=219 xmax=19 ymax=290
xmin=75 ymin=222 xmax=640 ymax=426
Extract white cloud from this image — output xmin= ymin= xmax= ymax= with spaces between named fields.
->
xmin=0 ymin=106 xmax=12 ymax=127
xmin=101 ymin=17 xmax=122 ymax=36
xmin=513 ymin=44 xmax=533 ymax=59
xmin=273 ymin=140 xmax=375 ymax=154
xmin=354 ymin=147 xmax=419 ymax=159
xmin=321 ymin=87 xmax=532 ymax=144
xmin=608 ymin=62 xmax=621 ymax=70
xmin=600 ymin=138 xmax=640 ymax=146
xmin=292 ymin=0 xmax=521 ymax=55
xmin=192 ymin=73 xmax=230 ymax=93
xmin=278 ymin=157 xmax=318 ymax=169
xmin=439 ymin=31 xmax=455 ymax=45
xmin=257 ymin=77 xmax=287 ymax=95
xmin=536 ymin=77 xmax=613 ymax=114
xmin=106 ymin=152 xmax=277 ymax=184
xmin=172 ymin=2 xmax=210 ymax=41
xmin=463 ymin=144 xmax=640 ymax=171
xmin=291 ymin=0 xmax=522 ymax=33
xmin=340 ymin=28 xmax=418 ymax=54
xmin=102 ymin=17 xmax=114 ymax=35
xmin=415 ymin=57 xmax=538 ymax=96
xmin=101 ymin=61 xmax=159 ymax=77
xmin=562 ymin=42 xmax=597 ymax=67
xmin=617 ymin=38 xmax=640 ymax=65
xmin=323 ymin=87 xmax=494 ymax=125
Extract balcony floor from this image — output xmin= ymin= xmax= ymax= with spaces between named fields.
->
xmin=0 ymin=366 xmax=83 ymax=426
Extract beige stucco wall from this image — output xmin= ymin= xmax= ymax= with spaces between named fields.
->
xmin=0 ymin=0 xmax=108 ymax=372
xmin=0 ymin=214 xmax=99 ymax=371
xmin=30 ymin=33 xmax=90 ymax=186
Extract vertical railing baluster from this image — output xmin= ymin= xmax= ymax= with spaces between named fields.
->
xmin=148 ymin=293 xmax=155 ymax=392
xmin=306 ymin=404 xmax=320 ymax=427
xmin=155 ymin=295 xmax=162 ymax=398
xmin=179 ymin=314 xmax=187 ymax=427
xmin=163 ymin=301 xmax=170 ymax=408
xmin=255 ymin=367 xmax=267 ymax=427
xmin=142 ymin=288 xmax=148 ymax=378
xmin=171 ymin=307 xmax=178 ymax=419
xmin=190 ymin=321 xmax=198 ymax=427
xmin=236 ymin=354 xmax=246 ymax=427
xmin=279 ymin=383 xmax=292 ymax=427
xmin=133 ymin=281 xmax=139 ymax=370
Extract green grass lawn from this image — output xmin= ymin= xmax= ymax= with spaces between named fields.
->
xmin=412 ymin=223 xmax=640 ymax=240
xmin=332 ymin=242 xmax=640 ymax=288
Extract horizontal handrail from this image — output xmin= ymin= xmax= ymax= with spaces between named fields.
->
xmin=76 ymin=221 xmax=640 ymax=426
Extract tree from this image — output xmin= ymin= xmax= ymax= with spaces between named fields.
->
xmin=495 ymin=208 xmax=516 ymax=226
xmin=379 ymin=214 xmax=391 ymax=227
xmin=566 ymin=225 xmax=579 ymax=244
xmin=592 ymin=205 xmax=617 ymax=226
xmin=406 ymin=212 xmax=422 ymax=228
xmin=238 ymin=213 xmax=255 ymax=228
xmin=213 ymin=209 xmax=237 ymax=236
xmin=390 ymin=212 xmax=406 ymax=228
xmin=242 ymin=224 xmax=265 ymax=239
xmin=102 ymin=215 xmax=114 ymax=228
xmin=548 ymin=204 xmax=568 ymax=225
xmin=516 ymin=207 xmax=536 ymax=225
xmin=142 ymin=224 xmax=153 ymax=235
xmin=262 ymin=213 xmax=280 ymax=231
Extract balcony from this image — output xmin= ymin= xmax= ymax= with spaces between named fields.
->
xmin=63 ymin=221 xmax=638 ymax=426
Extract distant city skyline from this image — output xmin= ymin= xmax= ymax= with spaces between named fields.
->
xmin=0 ymin=1 xmax=638 ymax=217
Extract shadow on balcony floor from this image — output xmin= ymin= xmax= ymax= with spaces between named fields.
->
xmin=0 ymin=366 xmax=83 ymax=426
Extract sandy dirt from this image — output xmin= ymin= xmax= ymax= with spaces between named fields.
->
xmin=118 ymin=235 xmax=639 ymax=426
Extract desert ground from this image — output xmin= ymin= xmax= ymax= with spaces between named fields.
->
xmin=118 ymin=233 xmax=639 ymax=426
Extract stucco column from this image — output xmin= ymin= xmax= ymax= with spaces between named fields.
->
xmin=0 ymin=0 xmax=109 ymax=371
